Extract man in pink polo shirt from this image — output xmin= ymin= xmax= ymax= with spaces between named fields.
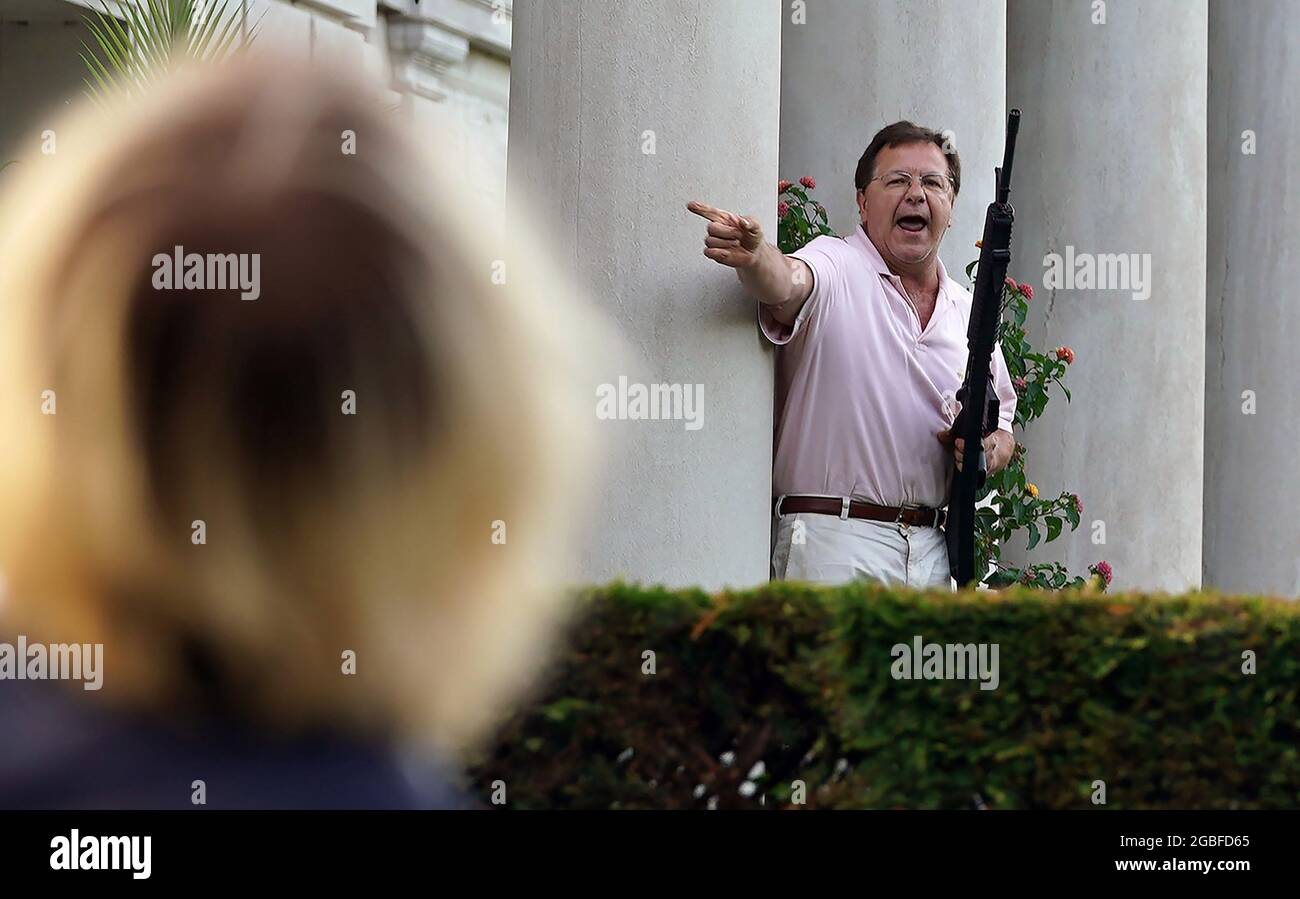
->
xmin=688 ymin=121 xmax=1016 ymax=588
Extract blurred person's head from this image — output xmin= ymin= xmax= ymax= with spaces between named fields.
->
xmin=0 ymin=55 xmax=599 ymax=758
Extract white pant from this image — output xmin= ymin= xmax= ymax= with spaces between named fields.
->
xmin=771 ymin=511 xmax=953 ymax=589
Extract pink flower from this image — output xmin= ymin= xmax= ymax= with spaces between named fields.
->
xmin=1073 ymin=494 xmax=1083 ymax=516
xmin=1005 ymin=276 xmax=1018 ymax=291
xmin=800 ymin=176 xmax=816 ymax=189
xmin=778 ymin=180 xmax=793 ymax=192
xmin=1055 ymin=346 xmax=1075 ymax=365
xmin=777 ymin=202 xmax=790 ymax=218
xmin=1091 ymin=560 xmax=1113 ymax=587
xmin=1021 ymin=283 xmax=1034 ymax=300
xmin=1013 ymin=377 xmax=1027 ymax=393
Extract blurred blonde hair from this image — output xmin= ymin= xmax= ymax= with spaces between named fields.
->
xmin=0 ymin=55 xmax=600 ymax=757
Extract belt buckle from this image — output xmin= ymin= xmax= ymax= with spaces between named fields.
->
xmin=895 ymin=502 xmax=924 ymax=533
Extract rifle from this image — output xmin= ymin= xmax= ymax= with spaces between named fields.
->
xmin=946 ymin=109 xmax=1021 ymax=587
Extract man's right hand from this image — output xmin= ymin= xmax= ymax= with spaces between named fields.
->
xmin=687 ymin=201 xmax=764 ymax=269
xmin=686 ymin=199 xmax=812 ymax=322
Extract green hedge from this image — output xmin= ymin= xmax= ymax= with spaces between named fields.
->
xmin=469 ymin=582 xmax=1300 ymax=809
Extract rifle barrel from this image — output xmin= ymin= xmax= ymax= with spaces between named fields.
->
xmin=997 ymin=108 xmax=1021 ymax=203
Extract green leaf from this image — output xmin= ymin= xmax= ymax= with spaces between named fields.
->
xmin=984 ymin=569 xmax=1019 ymax=589
xmin=81 ymin=0 xmax=254 ymax=102
xmin=1045 ymin=516 xmax=1063 ymax=542
xmin=1026 ymin=523 xmax=1041 ymax=551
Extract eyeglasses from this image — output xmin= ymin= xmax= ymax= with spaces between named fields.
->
xmin=867 ymin=170 xmax=955 ymax=199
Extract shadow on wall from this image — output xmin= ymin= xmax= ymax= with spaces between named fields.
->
xmin=0 ymin=3 xmax=95 ymax=163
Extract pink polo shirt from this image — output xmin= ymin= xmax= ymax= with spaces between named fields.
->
xmin=760 ymin=224 xmax=1017 ymax=510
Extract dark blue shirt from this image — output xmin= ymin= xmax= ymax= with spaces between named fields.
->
xmin=0 ymin=679 xmax=466 ymax=809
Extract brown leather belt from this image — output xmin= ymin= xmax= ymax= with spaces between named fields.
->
xmin=775 ymin=495 xmax=946 ymax=529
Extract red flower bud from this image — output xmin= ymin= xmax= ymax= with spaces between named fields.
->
xmin=1005 ymin=276 xmax=1018 ymax=291
xmin=1091 ymin=560 xmax=1113 ymax=586
xmin=778 ymin=180 xmax=793 ymax=193
xmin=777 ymin=202 xmax=790 ymax=219
xmin=800 ymin=176 xmax=816 ymax=189
xmin=1055 ymin=346 xmax=1075 ymax=365
xmin=1021 ymin=283 xmax=1034 ymax=300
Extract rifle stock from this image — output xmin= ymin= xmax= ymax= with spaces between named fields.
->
xmin=946 ymin=109 xmax=1021 ymax=587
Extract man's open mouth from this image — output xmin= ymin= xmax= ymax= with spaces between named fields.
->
xmin=896 ymin=214 xmax=929 ymax=233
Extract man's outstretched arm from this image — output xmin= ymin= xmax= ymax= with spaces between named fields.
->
xmin=686 ymin=200 xmax=812 ymax=326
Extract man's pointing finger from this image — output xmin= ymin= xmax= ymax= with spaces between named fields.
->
xmin=687 ymin=201 xmax=728 ymax=223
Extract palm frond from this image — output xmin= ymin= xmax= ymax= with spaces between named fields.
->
xmin=81 ymin=0 xmax=258 ymax=103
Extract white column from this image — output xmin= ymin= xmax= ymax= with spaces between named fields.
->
xmin=1204 ymin=0 xmax=1300 ymax=596
xmin=1006 ymin=0 xmax=1208 ymax=590
xmin=779 ymin=0 xmax=1007 ymax=279
xmin=507 ymin=0 xmax=780 ymax=589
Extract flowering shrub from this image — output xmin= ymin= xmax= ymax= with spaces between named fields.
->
xmin=971 ymin=261 xmax=1107 ymax=590
xmin=776 ymin=177 xmax=836 ymax=252
xmin=775 ymin=176 xmax=1110 ymax=591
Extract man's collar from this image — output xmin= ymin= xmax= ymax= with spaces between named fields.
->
xmin=848 ymin=222 xmax=951 ymax=291
xmin=847 ymin=223 xmax=891 ymax=276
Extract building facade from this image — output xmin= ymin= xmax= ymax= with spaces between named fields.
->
xmin=0 ymin=0 xmax=512 ymax=224
xmin=1 ymin=0 xmax=1296 ymax=597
